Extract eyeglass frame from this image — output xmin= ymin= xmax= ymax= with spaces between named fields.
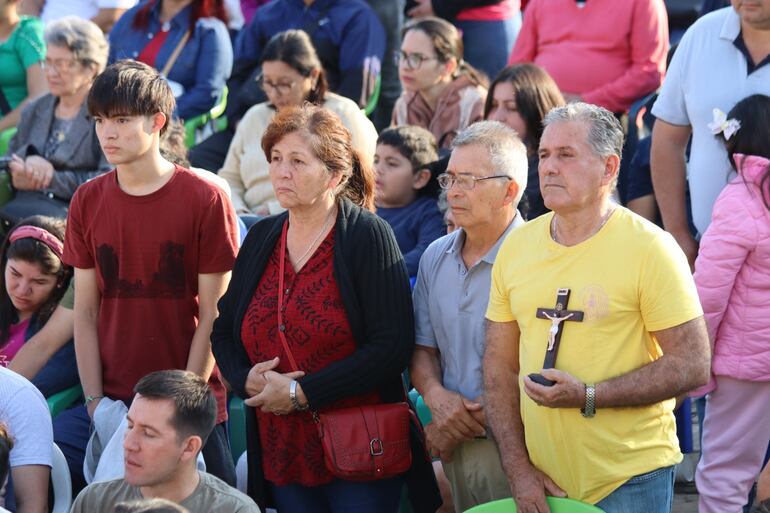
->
xmin=437 ymin=172 xmax=513 ymax=190
xmin=256 ymin=74 xmax=298 ymax=96
xmin=394 ymin=50 xmax=441 ymax=70
xmin=41 ymin=57 xmax=83 ymax=74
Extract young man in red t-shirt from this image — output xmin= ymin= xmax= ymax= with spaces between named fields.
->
xmin=55 ymin=60 xmax=240 ymax=492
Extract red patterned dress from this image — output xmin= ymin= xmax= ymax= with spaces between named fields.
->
xmin=241 ymin=225 xmax=380 ymax=486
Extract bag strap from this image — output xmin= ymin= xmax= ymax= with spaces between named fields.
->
xmin=277 ymin=220 xmax=301 ymax=372
xmin=160 ymin=30 xmax=191 ymax=78
xmin=278 ymin=219 xmax=411 ymax=407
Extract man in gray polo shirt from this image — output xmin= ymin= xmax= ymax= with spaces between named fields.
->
xmin=410 ymin=121 xmax=528 ymax=512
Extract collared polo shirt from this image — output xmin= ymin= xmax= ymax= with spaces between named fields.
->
xmin=652 ymin=6 xmax=770 ymax=236
xmin=413 ymin=213 xmax=524 ymax=401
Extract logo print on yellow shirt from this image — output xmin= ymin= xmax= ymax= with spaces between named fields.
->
xmin=579 ymin=285 xmax=609 ymax=322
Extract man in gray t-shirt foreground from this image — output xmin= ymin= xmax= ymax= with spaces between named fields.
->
xmin=71 ymin=370 xmax=259 ymax=513
xmin=409 ymin=121 xmax=527 ymax=512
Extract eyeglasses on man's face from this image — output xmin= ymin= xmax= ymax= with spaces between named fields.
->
xmin=395 ymin=50 xmax=439 ymax=70
xmin=437 ymin=173 xmax=512 ymax=190
xmin=257 ymin=75 xmax=297 ymax=96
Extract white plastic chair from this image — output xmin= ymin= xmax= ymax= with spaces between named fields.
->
xmin=51 ymin=443 xmax=71 ymax=513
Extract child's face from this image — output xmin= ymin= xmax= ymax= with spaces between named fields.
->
xmin=5 ymin=258 xmax=57 ymax=320
xmin=94 ymin=114 xmax=162 ymax=167
xmin=374 ymin=143 xmax=419 ymax=208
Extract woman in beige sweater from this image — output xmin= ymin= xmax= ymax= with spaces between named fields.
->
xmin=219 ymin=29 xmax=377 ymax=223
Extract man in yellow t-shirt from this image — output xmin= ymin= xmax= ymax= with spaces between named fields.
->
xmin=483 ymin=103 xmax=710 ymax=513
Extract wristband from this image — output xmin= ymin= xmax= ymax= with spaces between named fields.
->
xmin=84 ymin=395 xmax=104 ymax=406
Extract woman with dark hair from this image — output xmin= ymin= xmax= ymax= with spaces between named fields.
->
xmin=0 ymin=215 xmax=77 ymax=397
xmin=392 ymin=16 xmax=487 ymax=150
xmin=218 ymin=29 xmax=377 ymax=225
xmin=212 ymin=104 xmax=440 ymax=513
xmin=485 ymin=63 xmax=564 ymax=219
xmin=107 ymin=0 xmax=233 ymax=120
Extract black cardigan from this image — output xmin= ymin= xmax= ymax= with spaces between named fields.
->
xmin=212 ymin=198 xmax=441 ymax=512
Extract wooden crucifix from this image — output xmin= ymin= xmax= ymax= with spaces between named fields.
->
xmin=528 ymin=288 xmax=584 ymax=387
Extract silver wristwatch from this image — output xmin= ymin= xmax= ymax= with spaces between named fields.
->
xmin=581 ymin=383 xmax=596 ymax=418
xmin=289 ymin=380 xmax=308 ymax=411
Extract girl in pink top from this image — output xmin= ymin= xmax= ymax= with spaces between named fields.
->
xmin=693 ymin=94 xmax=770 ymax=513
xmin=0 ymin=217 xmax=73 ymax=387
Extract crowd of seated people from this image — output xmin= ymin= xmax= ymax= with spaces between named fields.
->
xmin=1 ymin=2 xmax=769 ymax=513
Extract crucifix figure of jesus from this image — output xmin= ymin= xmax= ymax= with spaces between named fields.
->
xmin=529 ymin=288 xmax=584 ymax=387
xmin=543 ymin=311 xmax=575 ymax=351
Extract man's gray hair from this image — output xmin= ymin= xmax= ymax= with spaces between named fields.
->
xmin=542 ymin=102 xmax=624 ymax=160
xmin=45 ymin=16 xmax=109 ymax=74
xmin=451 ymin=120 xmax=529 ymax=205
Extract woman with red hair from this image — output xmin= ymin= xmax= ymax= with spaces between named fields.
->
xmin=107 ymin=0 xmax=232 ymax=120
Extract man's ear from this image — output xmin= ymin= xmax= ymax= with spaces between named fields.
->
xmin=502 ymin=178 xmax=519 ymax=206
xmin=412 ymin=168 xmax=431 ymax=190
xmin=602 ymin=154 xmax=620 ymax=187
xmin=179 ymin=435 xmax=203 ymax=463
xmin=151 ymin=112 xmax=167 ymax=134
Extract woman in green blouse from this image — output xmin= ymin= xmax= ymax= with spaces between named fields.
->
xmin=0 ymin=0 xmax=46 ymax=133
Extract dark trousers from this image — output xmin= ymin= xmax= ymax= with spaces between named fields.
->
xmin=270 ymin=476 xmax=404 ymax=513
xmin=188 ymin=127 xmax=235 ymax=173
xmin=54 ymin=404 xmax=236 ymax=497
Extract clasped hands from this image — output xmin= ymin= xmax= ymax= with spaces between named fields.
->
xmin=8 ymin=154 xmax=55 ymax=191
xmin=523 ymin=368 xmax=586 ymax=409
xmin=243 ymin=357 xmax=305 ymax=415
xmin=422 ymin=387 xmax=486 ymax=464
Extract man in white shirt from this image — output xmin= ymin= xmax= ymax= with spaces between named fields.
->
xmin=651 ymin=2 xmax=770 ymax=267
xmin=0 ymin=366 xmax=52 ymax=513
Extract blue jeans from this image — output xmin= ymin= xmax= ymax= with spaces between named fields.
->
xmin=31 ymin=340 xmax=79 ymax=398
xmin=595 ymin=466 xmax=675 ymax=513
xmin=454 ymin=14 xmax=522 ymax=82
xmin=270 ymin=476 xmax=404 ymax=513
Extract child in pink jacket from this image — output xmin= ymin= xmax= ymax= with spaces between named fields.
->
xmin=693 ymin=94 xmax=770 ymax=513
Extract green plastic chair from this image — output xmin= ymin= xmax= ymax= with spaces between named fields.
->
xmin=228 ymin=396 xmax=247 ymax=464
xmin=184 ymin=86 xmax=228 ymax=148
xmin=47 ymin=384 xmax=83 ymax=418
xmin=363 ymin=76 xmax=381 ymax=117
xmin=465 ymin=497 xmax=605 ymax=513
xmin=0 ymin=127 xmax=17 ymax=156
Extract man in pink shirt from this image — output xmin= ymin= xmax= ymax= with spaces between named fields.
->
xmin=508 ymin=0 xmax=668 ymax=113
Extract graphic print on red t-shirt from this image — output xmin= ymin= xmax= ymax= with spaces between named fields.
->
xmin=97 ymin=241 xmax=187 ymax=299
xmin=63 ymin=166 xmax=239 ymax=422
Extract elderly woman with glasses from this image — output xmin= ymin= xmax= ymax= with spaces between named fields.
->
xmin=4 ymin=16 xmax=110 ymax=221
xmin=218 ymin=29 xmax=377 ymax=227
xmin=392 ymin=17 xmax=487 ymax=150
